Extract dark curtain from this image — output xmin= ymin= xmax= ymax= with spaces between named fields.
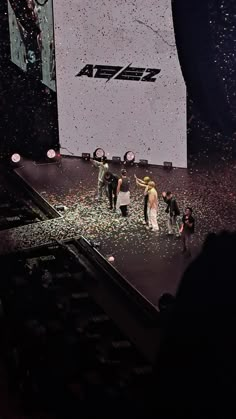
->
xmin=172 ymin=0 xmax=236 ymax=135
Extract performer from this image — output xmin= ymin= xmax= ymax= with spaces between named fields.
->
xmin=147 ymin=181 xmax=159 ymax=231
xmin=134 ymin=175 xmax=151 ymax=225
xmin=91 ymin=156 xmax=109 ymax=200
xmin=104 ymin=171 xmax=119 ymax=210
xmin=117 ymin=169 xmax=130 ymax=217
xmin=162 ymin=191 xmax=181 ymax=236
xmin=179 ymin=207 xmax=195 ymax=256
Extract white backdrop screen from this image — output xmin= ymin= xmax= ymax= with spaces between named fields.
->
xmin=53 ymin=0 xmax=187 ymax=167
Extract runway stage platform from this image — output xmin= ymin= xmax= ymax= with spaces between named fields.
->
xmin=1 ymin=155 xmax=236 ymax=307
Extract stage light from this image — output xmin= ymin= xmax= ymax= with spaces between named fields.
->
xmin=82 ymin=152 xmax=91 ymax=161
xmin=139 ymin=159 xmax=148 ymax=167
xmin=34 ymin=150 xmax=61 ymax=166
xmin=163 ymin=161 xmax=173 ymax=170
xmin=112 ymin=156 xmax=121 ymax=164
xmin=93 ymin=148 xmax=105 ymax=160
xmin=47 ymin=149 xmax=56 ymax=159
xmin=11 ymin=153 xmax=21 ymax=163
xmin=124 ymin=151 xmax=135 ymax=164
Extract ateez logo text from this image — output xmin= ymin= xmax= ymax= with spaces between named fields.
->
xmin=76 ymin=64 xmax=161 ymax=82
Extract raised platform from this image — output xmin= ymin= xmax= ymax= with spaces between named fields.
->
xmin=1 ymin=156 xmax=236 ymax=306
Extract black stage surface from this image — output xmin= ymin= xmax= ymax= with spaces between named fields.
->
xmin=1 ymin=155 xmax=236 ymax=306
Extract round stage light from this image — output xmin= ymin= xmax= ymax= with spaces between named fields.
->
xmin=124 ymin=151 xmax=135 ymax=163
xmin=94 ymin=148 xmax=105 ymax=159
xmin=47 ymin=149 xmax=56 ymax=159
xmin=11 ymin=153 xmax=21 ymax=163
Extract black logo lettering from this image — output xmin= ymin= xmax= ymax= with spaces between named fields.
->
xmin=76 ymin=64 xmax=161 ymax=82
xmin=94 ymin=65 xmax=122 ymax=79
xmin=141 ymin=68 xmax=161 ymax=82
xmin=76 ymin=64 xmax=93 ymax=78
xmin=115 ymin=65 xmax=145 ymax=81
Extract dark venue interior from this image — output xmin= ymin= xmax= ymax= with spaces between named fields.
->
xmin=0 ymin=0 xmax=236 ymax=418
xmin=0 ymin=0 xmax=59 ymax=160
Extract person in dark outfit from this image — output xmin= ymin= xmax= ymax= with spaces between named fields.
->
xmin=180 ymin=207 xmax=195 ymax=256
xmin=135 ymin=175 xmax=151 ymax=225
xmin=104 ymin=171 xmax=119 ymax=210
xmin=162 ymin=191 xmax=180 ymax=236
xmin=117 ymin=169 xmax=130 ymax=217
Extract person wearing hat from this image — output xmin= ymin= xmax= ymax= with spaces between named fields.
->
xmin=179 ymin=207 xmax=195 ymax=256
xmin=116 ymin=169 xmax=130 ymax=217
xmin=134 ymin=175 xmax=151 ymax=225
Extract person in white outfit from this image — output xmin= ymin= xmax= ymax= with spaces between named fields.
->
xmin=92 ymin=156 xmax=109 ymax=200
xmin=147 ymin=181 xmax=159 ymax=231
xmin=116 ymin=169 xmax=130 ymax=217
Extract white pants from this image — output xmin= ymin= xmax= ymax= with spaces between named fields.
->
xmin=97 ymin=180 xmax=104 ymax=199
xmin=148 ymin=207 xmax=159 ymax=231
xmin=117 ymin=191 xmax=130 ymax=208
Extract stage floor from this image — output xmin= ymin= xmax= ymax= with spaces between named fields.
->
xmin=4 ymin=156 xmax=236 ymax=306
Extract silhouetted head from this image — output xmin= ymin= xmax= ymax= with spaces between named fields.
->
xmin=166 ymin=191 xmax=172 ymax=200
xmin=185 ymin=207 xmax=193 ymax=216
xmin=104 ymin=171 xmax=112 ymax=180
xmin=155 ymin=231 xmax=236 ymax=419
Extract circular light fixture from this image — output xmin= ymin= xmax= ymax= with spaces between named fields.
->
xmin=47 ymin=149 xmax=56 ymax=159
xmin=124 ymin=151 xmax=135 ymax=163
xmin=94 ymin=148 xmax=105 ymax=159
xmin=11 ymin=153 xmax=21 ymax=163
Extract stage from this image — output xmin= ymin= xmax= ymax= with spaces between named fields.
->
xmin=1 ymin=155 xmax=236 ymax=306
